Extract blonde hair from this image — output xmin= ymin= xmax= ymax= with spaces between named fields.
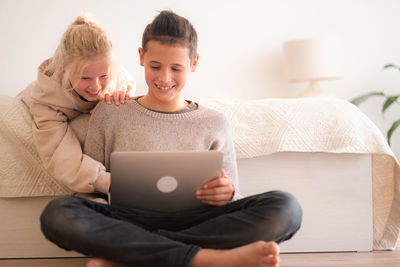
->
xmin=45 ymin=15 xmax=115 ymax=95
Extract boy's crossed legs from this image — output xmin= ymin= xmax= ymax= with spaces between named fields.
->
xmin=87 ymin=241 xmax=280 ymax=267
xmin=40 ymin=191 xmax=302 ymax=267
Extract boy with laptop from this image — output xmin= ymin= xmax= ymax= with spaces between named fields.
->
xmin=40 ymin=10 xmax=302 ymax=267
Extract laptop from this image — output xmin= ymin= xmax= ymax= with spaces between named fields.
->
xmin=109 ymin=151 xmax=223 ymax=212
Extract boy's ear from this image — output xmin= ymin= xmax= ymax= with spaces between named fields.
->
xmin=138 ymin=47 xmax=144 ymax=66
xmin=191 ymin=54 xmax=199 ymax=72
xmin=59 ymin=65 xmax=66 ymax=75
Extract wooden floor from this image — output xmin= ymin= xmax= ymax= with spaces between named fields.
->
xmin=1 ymin=248 xmax=400 ymax=267
xmin=280 ymin=250 xmax=400 ymax=266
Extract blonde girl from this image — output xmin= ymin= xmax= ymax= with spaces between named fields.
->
xmin=19 ymin=15 xmax=135 ymax=195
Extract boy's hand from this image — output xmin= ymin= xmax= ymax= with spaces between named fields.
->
xmin=196 ymin=169 xmax=234 ymax=206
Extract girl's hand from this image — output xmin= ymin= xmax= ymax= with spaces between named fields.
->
xmin=104 ymin=89 xmax=131 ymax=106
xmin=105 ymin=65 xmax=135 ymax=106
xmin=196 ymin=169 xmax=234 ymax=206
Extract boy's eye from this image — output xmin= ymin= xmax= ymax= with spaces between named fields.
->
xmin=151 ymin=66 xmax=160 ymax=70
xmin=172 ymin=68 xmax=181 ymax=72
xmin=100 ymin=75 xmax=109 ymax=79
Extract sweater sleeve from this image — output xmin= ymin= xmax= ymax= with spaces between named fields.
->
xmin=215 ymin=114 xmax=243 ymax=201
xmin=30 ymin=102 xmax=110 ymax=194
xmin=83 ymin=103 xmax=107 ymax=165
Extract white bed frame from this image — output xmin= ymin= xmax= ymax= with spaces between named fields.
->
xmin=238 ymin=152 xmax=372 ymax=253
xmin=0 ymin=151 xmax=372 ymax=258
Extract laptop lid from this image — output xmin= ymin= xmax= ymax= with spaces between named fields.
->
xmin=109 ymin=151 xmax=223 ymax=212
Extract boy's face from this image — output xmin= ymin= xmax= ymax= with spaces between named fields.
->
xmin=139 ymin=41 xmax=198 ymax=110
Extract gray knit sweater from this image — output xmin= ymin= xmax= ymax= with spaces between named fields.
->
xmin=84 ymin=97 xmax=241 ymax=199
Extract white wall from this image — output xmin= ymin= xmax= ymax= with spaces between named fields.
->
xmin=0 ymin=0 xmax=399 ymax=157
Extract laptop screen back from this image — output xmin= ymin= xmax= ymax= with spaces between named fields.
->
xmin=109 ymin=151 xmax=223 ymax=212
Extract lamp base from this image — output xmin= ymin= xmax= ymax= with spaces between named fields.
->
xmin=299 ymin=80 xmax=326 ymax=97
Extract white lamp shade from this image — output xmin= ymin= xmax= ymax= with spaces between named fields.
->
xmin=283 ymin=39 xmax=341 ymax=82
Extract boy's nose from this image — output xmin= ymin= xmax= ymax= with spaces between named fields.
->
xmin=160 ymin=69 xmax=172 ymax=83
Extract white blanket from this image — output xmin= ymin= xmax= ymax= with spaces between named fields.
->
xmin=195 ymin=96 xmax=397 ymax=158
xmin=0 ymin=95 xmax=399 ymax=250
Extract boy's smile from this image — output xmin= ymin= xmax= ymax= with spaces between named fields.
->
xmin=138 ymin=41 xmax=198 ymax=112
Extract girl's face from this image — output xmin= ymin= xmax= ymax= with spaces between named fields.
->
xmin=139 ymin=41 xmax=198 ymax=111
xmin=69 ymin=56 xmax=110 ymax=101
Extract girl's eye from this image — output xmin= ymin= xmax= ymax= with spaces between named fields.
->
xmin=172 ymin=68 xmax=181 ymax=72
xmin=81 ymin=77 xmax=91 ymax=81
xmin=100 ymin=75 xmax=109 ymax=79
xmin=151 ymin=66 xmax=160 ymax=70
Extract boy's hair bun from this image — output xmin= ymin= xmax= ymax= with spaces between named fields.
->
xmin=142 ymin=10 xmax=198 ymax=62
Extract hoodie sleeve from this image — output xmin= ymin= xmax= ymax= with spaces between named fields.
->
xmin=29 ymin=102 xmax=110 ymax=194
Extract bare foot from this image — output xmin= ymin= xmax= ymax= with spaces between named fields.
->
xmin=189 ymin=241 xmax=280 ymax=267
xmin=86 ymin=258 xmax=127 ymax=267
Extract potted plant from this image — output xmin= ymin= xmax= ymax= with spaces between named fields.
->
xmin=350 ymin=64 xmax=400 ymax=146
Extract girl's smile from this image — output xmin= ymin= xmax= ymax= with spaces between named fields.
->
xmin=69 ymin=56 xmax=110 ymax=102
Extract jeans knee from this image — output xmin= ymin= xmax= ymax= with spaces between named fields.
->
xmin=258 ymin=190 xmax=303 ymax=232
xmin=279 ymin=191 xmax=302 ymax=230
xmin=40 ymin=195 xmax=86 ymax=239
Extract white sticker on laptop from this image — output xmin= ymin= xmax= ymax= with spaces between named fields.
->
xmin=157 ymin=176 xmax=178 ymax=193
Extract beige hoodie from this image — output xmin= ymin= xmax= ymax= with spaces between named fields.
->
xmin=19 ymin=59 xmax=110 ymax=194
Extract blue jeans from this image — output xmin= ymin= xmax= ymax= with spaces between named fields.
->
xmin=40 ymin=191 xmax=302 ymax=267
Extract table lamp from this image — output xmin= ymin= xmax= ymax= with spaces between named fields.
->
xmin=283 ymin=39 xmax=341 ymax=97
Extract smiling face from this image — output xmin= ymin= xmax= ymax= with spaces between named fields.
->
xmin=139 ymin=41 xmax=198 ymax=111
xmin=68 ymin=56 xmax=110 ymax=101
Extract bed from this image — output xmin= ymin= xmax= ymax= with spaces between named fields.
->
xmin=0 ymin=94 xmax=398 ymax=258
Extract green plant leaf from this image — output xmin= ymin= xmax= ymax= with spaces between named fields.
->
xmin=383 ymin=63 xmax=400 ymax=71
xmin=382 ymin=95 xmax=400 ymax=114
xmin=387 ymin=119 xmax=400 ymax=146
xmin=350 ymin=91 xmax=385 ymax=106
